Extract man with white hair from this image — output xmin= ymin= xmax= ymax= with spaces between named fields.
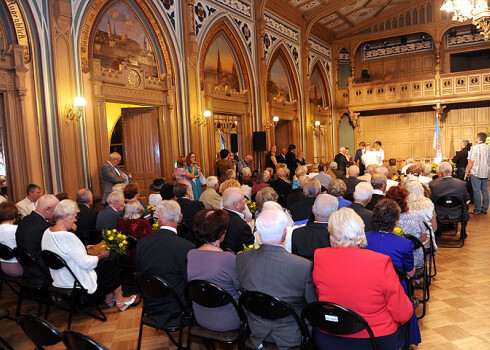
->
xmin=237 ymin=155 xmax=254 ymax=177
xmin=334 ymin=147 xmax=350 ymax=176
xmin=236 ymin=208 xmax=317 ymax=349
xmin=328 ymin=161 xmax=345 ymax=180
xmin=291 ymin=178 xmax=322 ymax=222
xmin=96 ymin=191 xmax=125 ymax=231
xmin=366 ymin=173 xmax=387 ymax=210
xmin=357 ymin=163 xmax=379 ymax=183
xmin=375 ymin=166 xmax=398 ymax=191
xmin=136 ymin=200 xmax=195 ymax=329
xmin=75 ymin=188 xmax=98 ymax=245
xmin=343 ymin=165 xmax=365 ymax=202
xmin=291 ymin=194 xmax=338 ymax=260
xmin=100 ymin=152 xmax=132 ymax=204
xmin=348 ymin=182 xmax=374 ymax=231
xmin=221 ymin=187 xmax=254 ymax=253
xmin=401 ymin=158 xmax=415 ymax=176
xmin=199 ymin=176 xmax=221 ymax=209
xmin=271 ymin=167 xmax=292 ymax=206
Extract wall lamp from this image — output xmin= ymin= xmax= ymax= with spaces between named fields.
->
xmin=308 ymin=120 xmax=324 ymax=136
xmin=265 ymin=116 xmax=279 ymax=129
xmin=195 ymin=109 xmax=212 ymax=126
xmin=66 ymin=97 xmax=86 ymax=123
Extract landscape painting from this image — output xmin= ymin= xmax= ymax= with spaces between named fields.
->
xmin=268 ymin=58 xmax=292 ymax=102
xmin=203 ymin=36 xmax=241 ymax=91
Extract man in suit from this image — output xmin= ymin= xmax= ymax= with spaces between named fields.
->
xmin=343 ymin=165 xmax=365 ymax=202
xmin=354 ymin=142 xmax=366 ymax=176
xmin=174 ymin=182 xmax=205 ymax=229
xmin=16 ymin=184 xmax=42 ymax=218
xmin=199 ymin=176 xmax=221 ymax=210
xmin=375 ymin=166 xmax=399 ymax=191
xmin=285 ymin=144 xmax=297 ymax=180
xmin=286 ymin=175 xmax=306 ymax=210
xmin=75 ymin=188 xmax=99 ymax=245
xmin=334 ymin=147 xmax=350 ymax=176
xmin=292 ymin=194 xmax=338 ymax=260
xmin=100 ymin=152 xmax=132 ymax=204
xmin=221 ymin=187 xmax=254 ymax=253
xmin=328 ymin=161 xmax=345 ymax=180
xmin=236 ymin=208 xmax=317 ymax=349
xmin=96 ymin=191 xmax=125 ymax=231
xmin=348 ymin=182 xmax=374 ymax=231
xmin=277 ymin=148 xmax=287 ymax=164
xmin=16 ymin=194 xmax=59 ymax=285
xmin=271 ymin=168 xmax=292 ymax=207
xmin=136 ymin=200 xmax=195 ymax=329
xmin=291 ymin=178 xmax=321 ymax=222
xmin=366 ymin=173 xmax=386 ymax=210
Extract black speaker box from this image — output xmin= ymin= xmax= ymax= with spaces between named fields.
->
xmin=230 ymin=133 xmax=238 ymax=153
xmin=253 ymin=131 xmax=267 ymax=152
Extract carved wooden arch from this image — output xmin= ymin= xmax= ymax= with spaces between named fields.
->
xmin=79 ymin=0 xmax=174 ymax=76
xmin=0 ymin=0 xmax=31 ymax=63
xmin=267 ymin=44 xmax=300 ymax=101
xmin=199 ymin=18 xmax=252 ymax=91
xmin=310 ymin=60 xmax=331 ymax=107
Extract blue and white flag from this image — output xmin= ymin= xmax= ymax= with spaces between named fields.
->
xmin=433 ymin=116 xmax=442 ymax=164
xmin=219 ymin=130 xmax=226 ymax=150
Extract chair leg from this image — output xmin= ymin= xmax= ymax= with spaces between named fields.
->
xmin=137 ymin=314 xmax=144 ymax=350
xmin=15 ymin=288 xmax=23 ymax=318
xmin=0 ymin=335 xmax=14 ymax=350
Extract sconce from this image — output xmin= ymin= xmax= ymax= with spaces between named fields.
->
xmin=308 ymin=120 xmax=324 ymax=136
xmin=195 ymin=109 xmax=212 ymax=127
xmin=265 ymin=116 xmax=279 ymax=130
xmin=65 ymin=97 xmax=86 ymax=123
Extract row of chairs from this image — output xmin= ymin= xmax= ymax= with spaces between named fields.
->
xmin=135 ymin=273 xmax=381 ymax=350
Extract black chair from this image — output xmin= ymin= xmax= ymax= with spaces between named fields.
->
xmin=14 ymin=247 xmax=52 ymax=318
xmin=41 ymin=250 xmax=106 ymax=329
xmin=184 ymin=280 xmax=247 ymax=350
xmin=0 ymin=307 xmax=14 ymax=350
xmin=18 ymin=314 xmax=63 ymax=350
xmin=0 ymin=243 xmax=22 ymax=294
xmin=301 ymin=301 xmax=378 ymax=350
xmin=393 ymin=265 xmax=413 ymax=299
xmin=134 ymin=272 xmax=190 ymax=350
xmin=423 ymin=222 xmax=437 ymax=283
xmin=118 ymin=235 xmax=140 ymax=303
xmin=238 ymin=290 xmax=309 ymax=350
xmin=62 ymin=330 xmax=109 ymax=350
xmin=434 ymin=196 xmax=467 ymax=248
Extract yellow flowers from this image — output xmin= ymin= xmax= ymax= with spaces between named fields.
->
xmin=238 ymin=243 xmax=259 ymax=253
xmin=246 ymin=200 xmax=257 ymax=214
xmin=108 ymin=236 xmax=114 ymax=241
xmin=393 ymin=227 xmax=406 ymax=237
xmin=101 ymin=228 xmax=128 ymax=255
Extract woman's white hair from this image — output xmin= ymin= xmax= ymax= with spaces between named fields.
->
xmin=242 ymin=167 xmax=251 ymax=177
xmin=124 ymin=200 xmax=144 ymax=220
xmin=155 ymin=200 xmax=181 ymax=224
xmin=405 ymin=180 xmax=432 ymax=211
xmin=54 ymin=200 xmax=79 ymax=221
xmin=256 ymin=207 xmax=288 ymax=243
xmin=112 ymin=183 xmax=126 ymax=192
xmin=328 ymin=207 xmax=367 ymax=248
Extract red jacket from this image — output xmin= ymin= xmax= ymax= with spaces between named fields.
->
xmin=313 ymin=246 xmax=413 ymax=338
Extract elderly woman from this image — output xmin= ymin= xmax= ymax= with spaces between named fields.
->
xmin=123 ymin=183 xmax=150 ymax=219
xmin=187 ymin=209 xmax=240 ymax=331
xmin=313 ymin=207 xmax=413 ymax=349
xmin=327 ymin=179 xmax=351 ymax=208
xmin=0 ymin=202 xmax=22 ymax=276
xmin=41 ymin=200 xmax=136 ymax=311
xmin=241 ymin=171 xmax=253 ymax=200
xmin=251 ymin=171 xmax=271 ymax=197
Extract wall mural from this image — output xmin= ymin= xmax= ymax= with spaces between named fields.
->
xmin=268 ymin=57 xmax=292 ymax=102
xmin=93 ymin=1 xmax=159 ymax=77
xmin=310 ymin=69 xmax=326 ymax=107
xmin=203 ymin=35 xmax=241 ymax=91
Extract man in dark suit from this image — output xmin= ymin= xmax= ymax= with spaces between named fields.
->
xmin=277 ymin=147 xmax=287 ymax=164
xmin=292 ymin=194 xmax=338 ymax=260
xmin=366 ymin=174 xmax=386 ymax=210
xmin=99 ymin=152 xmax=132 ymax=204
xmin=348 ymin=182 xmax=374 ymax=231
xmin=236 ymin=208 xmax=317 ymax=349
xmin=174 ymin=183 xmax=205 ymax=230
xmin=343 ymin=165 xmax=365 ymax=202
xmin=271 ymin=168 xmax=292 ymax=207
xmin=16 ymin=194 xmax=59 ymax=285
xmin=136 ymin=200 xmax=195 ymax=329
xmin=221 ymin=187 xmax=254 ymax=253
xmin=354 ymin=141 xmax=366 ymax=176
xmin=291 ymin=178 xmax=321 ymax=222
xmin=285 ymin=144 xmax=297 ymax=180
xmin=334 ymin=147 xmax=350 ymax=176
xmin=329 ymin=161 xmax=346 ymax=180
xmin=285 ymin=175 xmax=306 ymax=210
xmin=96 ymin=191 xmax=125 ymax=231
xmin=75 ymin=188 xmax=99 ymax=245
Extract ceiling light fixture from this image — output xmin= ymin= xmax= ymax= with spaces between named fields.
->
xmin=441 ymin=0 xmax=490 ymax=40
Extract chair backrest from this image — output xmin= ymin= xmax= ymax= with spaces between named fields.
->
xmin=18 ymin=314 xmax=63 ymax=347
xmin=0 ymin=243 xmax=15 ymax=261
xmin=393 ymin=265 xmax=413 ymax=298
xmin=435 ymin=195 xmax=465 ymax=222
xmin=125 ymin=235 xmax=138 ymax=250
xmin=41 ymin=250 xmax=84 ymax=290
xmin=62 ymin=330 xmax=108 ymax=350
xmin=301 ymin=301 xmax=378 ymax=350
xmin=402 ymin=234 xmax=425 ymax=252
xmin=134 ymin=272 xmax=186 ymax=311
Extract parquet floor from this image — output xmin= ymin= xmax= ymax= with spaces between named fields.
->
xmin=1 ymin=210 xmax=489 ymax=349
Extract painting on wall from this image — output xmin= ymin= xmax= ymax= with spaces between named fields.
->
xmin=310 ymin=69 xmax=326 ymax=107
xmin=268 ymin=58 xmax=292 ymax=102
xmin=93 ymin=1 xmax=159 ymax=77
xmin=203 ymin=36 xmax=241 ymax=91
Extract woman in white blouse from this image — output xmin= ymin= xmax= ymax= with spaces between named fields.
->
xmin=41 ymin=200 xmax=136 ymax=311
xmin=0 ymin=202 xmax=22 ymax=276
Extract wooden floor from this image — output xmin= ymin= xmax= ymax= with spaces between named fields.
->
xmin=1 ymin=210 xmax=489 ymax=349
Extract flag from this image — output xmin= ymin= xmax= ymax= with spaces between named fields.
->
xmin=433 ymin=116 xmax=442 ymax=164
xmin=219 ymin=130 xmax=225 ymax=150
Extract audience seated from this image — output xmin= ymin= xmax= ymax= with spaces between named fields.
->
xmin=96 ymin=191 xmax=125 ymax=231
xmin=271 ymin=168 xmax=292 ymax=206
xmin=221 ymin=187 xmax=254 ymax=254
xmin=174 ymin=183 xmax=205 ymax=230
xmin=42 ymin=200 xmax=136 ymax=310
xmin=314 ymin=164 xmax=333 ymax=189
xmin=401 ymin=158 xmax=415 ymax=176
xmin=123 ymin=183 xmax=150 ymax=219
xmin=419 ymin=164 xmax=433 ymax=186
xmin=160 ymin=183 xmax=176 ymax=201
xmin=255 ymin=187 xmax=279 ymax=219
xmin=327 ymin=179 xmax=351 ymax=208
xmin=376 ymin=166 xmax=398 ymax=191
xmin=136 ymin=200 xmax=195 ymax=329
xmin=199 ymin=176 xmax=221 ymax=210
xmin=187 ymin=209 xmax=240 ymax=331
xmin=236 ymin=208 xmax=317 ymax=349
xmin=286 ymin=175 xmax=306 ymax=210
xmin=16 ymin=184 xmax=42 ymax=218
xmin=75 ymin=189 xmax=99 ymax=246
xmin=149 ymin=178 xmax=165 ymax=207
xmin=0 ymin=202 xmax=22 ymax=276
xmin=366 ymin=173 xmax=386 ymax=210
xmin=291 ymin=194 xmax=337 ymax=260
xmin=348 ymin=182 xmax=374 ymax=231
xmin=313 ymin=207 xmax=413 ymax=350
xmin=251 ymin=171 xmax=271 ymax=198
xmin=16 ymin=194 xmax=59 ymax=285
xmin=291 ymin=178 xmax=321 ymax=222
xmin=357 ymin=163 xmax=378 ymax=183
xmin=343 ymin=165 xmax=364 ymax=202
xmin=328 ymin=161 xmax=345 ymax=180
xmin=241 ymin=173 xmax=253 ymax=200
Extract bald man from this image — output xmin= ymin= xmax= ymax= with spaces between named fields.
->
xmin=271 ymin=167 xmax=292 ymax=207
xmin=100 ymin=152 xmax=132 ymax=204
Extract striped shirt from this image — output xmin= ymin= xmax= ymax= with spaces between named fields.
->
xmin=468 ymin=142 xmax=490 ymax=178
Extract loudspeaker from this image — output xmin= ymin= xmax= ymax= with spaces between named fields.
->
xmin=230 ymin=133 xmax=238 ymax=153
xmin=362 ymin=69 xmax=370 ymax=80
xmin=253 ymin=131 xmax=267 ymax=152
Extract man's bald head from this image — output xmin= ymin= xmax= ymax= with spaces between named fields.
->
xmin=348 ymin=165 xmax=360 ymax=177
xmin=276 ymin=167 xmax=286 ymax=179
xmin=36 ymin=194 xmax=59 ymax=220
xmin=375 ymin=166 xmax=388 ymax=177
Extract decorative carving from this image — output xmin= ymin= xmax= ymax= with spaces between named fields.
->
xmin=127 ymin=69 xmax=141 ymax=88
xmin=5 ymin=0 xmax=30 ymax=63
xmin=264 ymin=14 xmax=299 ymax=42
xmin=433 ymin=103 xmax=446 ymax=123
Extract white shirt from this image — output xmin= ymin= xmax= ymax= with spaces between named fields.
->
xmin=373 ymin=189 xmax=384 ymax=195
xmin=16 ymin=197 xmax=37 ymax=217
xmin=0 ymin=224 xmax=18 ymax=263
xmin=41 ymin=228 xmax=99 ymax=294
xmin=386 ymin=179 xmax=399 ymax=191
xmin=362 ymin=151 xmax=378 ymax=167
xmin=160 ymin=226 xmax=177 ymax=234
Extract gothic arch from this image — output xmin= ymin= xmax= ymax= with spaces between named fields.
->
xmin=267 ymin=44 xmax=300 ymax=102
xmin=309 ymin=60 xmax=331 ymax=108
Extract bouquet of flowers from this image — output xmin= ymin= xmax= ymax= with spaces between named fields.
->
xmin=101 ymin=229 xmax=129 ymax=255
xmin=246 ymin=200 xmax=257 ymax=214
xmin=147 ymin=205 xmax=156 ymax=217
xmin=393 ymin=227 xmax=406 ymax=237
xmin=238 ymin=244 xmax=259 ymax=254
xmin=152 ymin=220 xmax=159 ymax=233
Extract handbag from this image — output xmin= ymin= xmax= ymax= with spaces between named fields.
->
xmin=199 ymin=172 xmax=206 ymax=185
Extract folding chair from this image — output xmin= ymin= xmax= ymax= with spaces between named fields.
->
xmin=18 ymin=314 xmax=63 ymax=350
xmin=63 ymin=329 xmax=109 ymax=350
xmin=423 ymin=222 xmax=436 ymax=282
xmin=434 ymin=196 xmax=467 ymax=248
xmin=0 ymin=307 xmax=14 ymax=350
xmin=0 ymin=243 xmax=22 ymax=294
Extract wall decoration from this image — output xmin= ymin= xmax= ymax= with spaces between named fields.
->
xmin=203 ymin=35 xmax=241 ymax=91
xmin=310 ymin=68 xmax=326 ymax=107
xmin=157 ymin=0 xmax=176 ymax=29
xmin=363 ymin=38 xmax=433 ymax=60
xmin=446 ymin=32 xmax=485 ymax=48
xmin=213 ymin=0 xmax=251 ymax=18
xmin=195 ymin=2 xmax=218 ymax=36
xmin=264 ymin=14 xmax=299 ymax=42
xmin=268 ymin=57 xmax=292 ymax=102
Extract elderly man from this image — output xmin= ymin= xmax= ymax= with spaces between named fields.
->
xmin=199 ymin=176 xmax=221 ymax=209
xmin=236 ymin=208 xmax=317 ymax=349
xmin=358 ymin=163 xmax=379 ymax=183
xmin=334 ymin=147 xmax=350 ymax=176
xmin=315 ymin=163 xmax=333 ymax=189
xmin=466 ymin=132 xmax=490 ymax=215
xmin=16 ymin=194 xmax=59 ymax=285
xmin=277 ymin=147 xmax=287 ymax=164
xmin=291 ymin=178 xmax=322 ymax=222
xmin=366 ymin=174 xmax=387 ymax=210
xmin=343 ymin=165 xmax=365 ymax=202
xmin=174 ymin=183 xmax=205 ymax=229
xmin=348 ymin=182 xmax=374 ymax=231
xmin=136 ymin=200 xmax=195 ymax=330
xmin=100 ymin=152 xmax=132 ymax=204
xmin=221 ymin=187 xmax=254 ymax=253
xmin=328 ymin=161 xmax=345 ymax=180
xmin=16 ymin=184 xmax=42 ymax=218
xmin=237 ymin=155 xmax=254 ymax=177
xmin=96 ymin=191 xmax=125 ymax=231
xmin=75 ymin=188 xmax=99 ymax=245
xmin=291 ymin=194 xmax=338 ymax=260
xmin=375 ymin=166 xmax=398 ymax=191
xmin=271 ymin=167 xmax=292 ymax=206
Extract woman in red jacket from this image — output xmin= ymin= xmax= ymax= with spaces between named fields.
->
xmin=313 ymin=207 xmax=413 ymax=349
